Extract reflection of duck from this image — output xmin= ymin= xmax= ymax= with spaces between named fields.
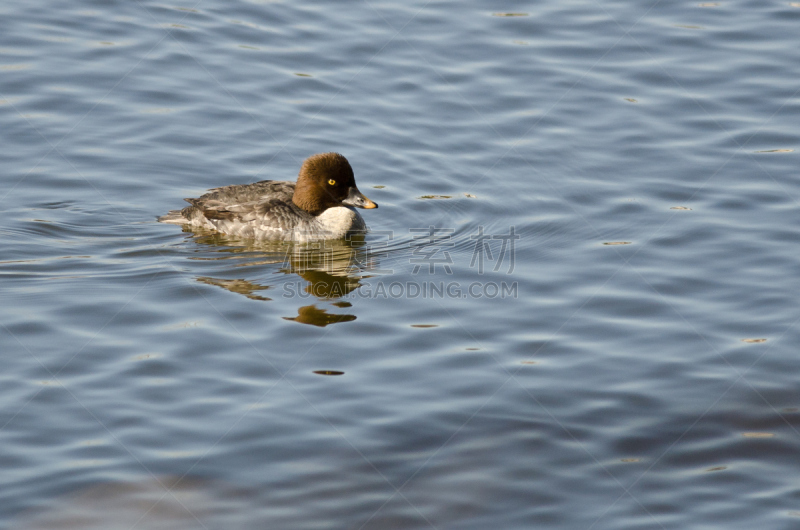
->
xmin=196 ymin=277 xmax=271 ymax=301
xmin=184 ymin=232 xmax=372 ymax=327
xmin=282 ymin=236 xmax=371 ymax=277
xmin=182 ymin=230 xmax=371 ymax=278
xmin=196 ymin=274 xmax=358 ymax=327
xmin=198 ymin=268 xmax=360 ymax=304
xmin=188 ymin=236 xmax=371 ymax=294
xmin=292 ymin=269 xmax=362 ymax=298
xmin=283 ymin=304 xmax=356 ymax=327
xmin=159 ymin=153 xmax=378 ymax=241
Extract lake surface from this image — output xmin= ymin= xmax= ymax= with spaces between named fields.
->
xmin=2 ymin=0 xmax=800 ymax=528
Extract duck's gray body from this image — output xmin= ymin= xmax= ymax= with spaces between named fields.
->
xmin=158 ymin=180 xmax=366 ymax=241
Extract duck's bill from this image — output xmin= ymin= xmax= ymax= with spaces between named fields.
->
xmin=342 ymin=187 xmax=378 ymax=209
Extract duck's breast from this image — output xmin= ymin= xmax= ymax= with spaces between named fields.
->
xmin=308 ymin=206 xmax=365 ymax=239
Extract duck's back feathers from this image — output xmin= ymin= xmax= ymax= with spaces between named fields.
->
xmin=196 ymin=180 xmax=295 ymax=205
xmin=158 ymin=180 xmax=296 ymax=226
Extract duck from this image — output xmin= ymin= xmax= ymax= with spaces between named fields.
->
xmin=158 ymin=152 xmax=378 ymax=241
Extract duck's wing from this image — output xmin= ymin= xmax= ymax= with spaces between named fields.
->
xmin=194 ymin=180 xmax=295 ymax=204
xmin=188 ymin=197 xmax=308 ymax=233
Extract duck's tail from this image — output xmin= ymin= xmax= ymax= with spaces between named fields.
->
xmin=157 ymin=210 xmax=188 ymax=224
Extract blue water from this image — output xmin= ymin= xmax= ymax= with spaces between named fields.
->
xmin=2 ymin=0 xmax=800 ymax=528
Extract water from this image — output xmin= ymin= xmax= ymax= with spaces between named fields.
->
xmin=2 ymin=0 xmax=800 ymax=528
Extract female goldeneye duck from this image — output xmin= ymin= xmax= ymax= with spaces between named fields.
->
xmin=158 ymin=152 xmax=378 ymax=241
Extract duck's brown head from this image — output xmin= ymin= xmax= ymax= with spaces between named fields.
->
xmin=292 ymin=152 xmax=378 ymax=215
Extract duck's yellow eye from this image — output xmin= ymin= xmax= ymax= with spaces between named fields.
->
xmin=328 ymin=179 xmax=336 ymax=186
